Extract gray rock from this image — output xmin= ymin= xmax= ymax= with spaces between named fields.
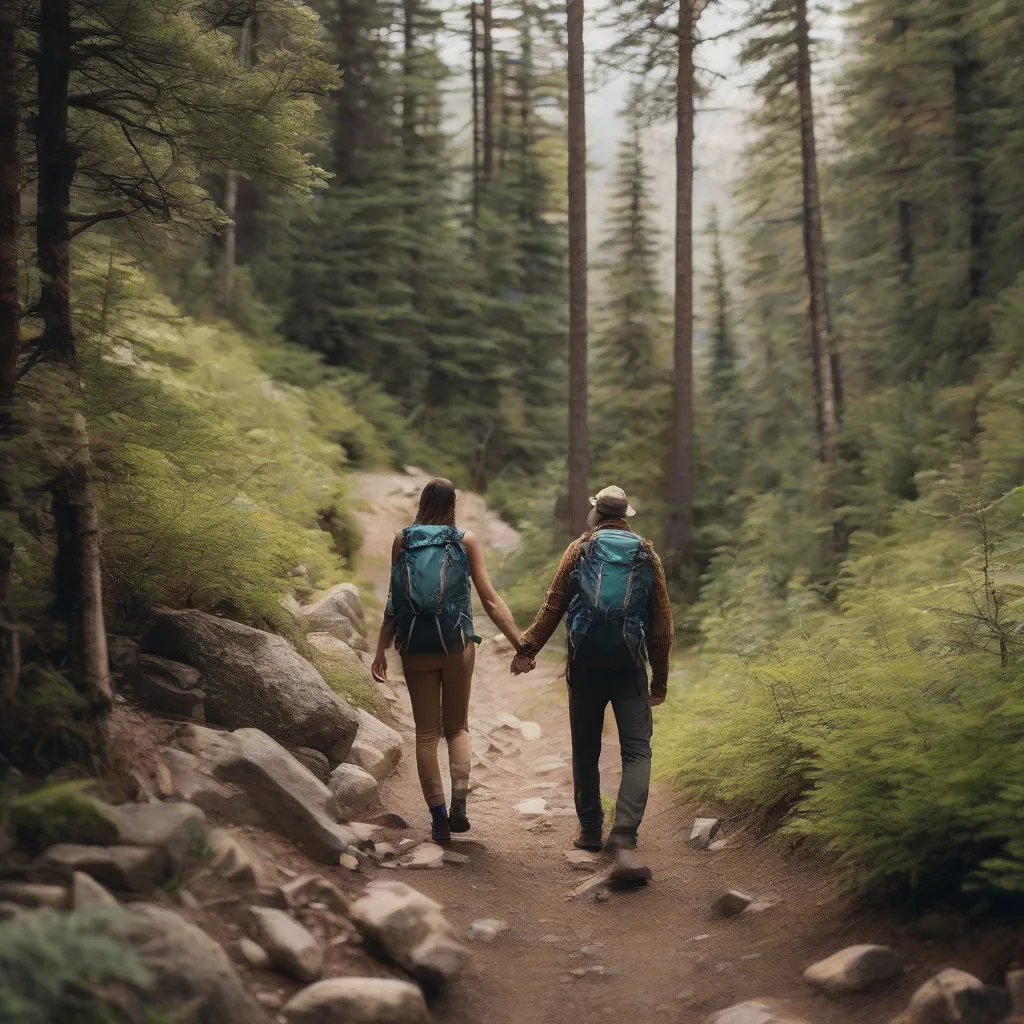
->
xmin=278 ymin=874 xmax=350 ymax=914
xmin=467 ymin=919 xmax=507 ymax=943
xmin=283 ymin=977 xmax=428 ymax=1024
xmin=346 ymin=709 xmax=403 ymax=782
xmin=907 ymin=968 xmax=1010 ymax=1023
xmin=711 ymin=890 xmax=753 ymax=918
xmin=112 ymin=801 xmax=208 ymax=875
xmin=248 ymin=906 xmax=323 ymax=983
xmin=72 ymin=871 xmax=118 ymax=909
xmin=209 ymin=828 xmax=266 ymax=886
xmin=704 ymin=1002 xmax=811 ymax=1024
xmin=400 ymin=843 xmax=444 ymax=870
xmin=107 ymin=635 xmax=140 ymax=676
xmin=803 ymin=944 xmax=903 ymax=997
xmin=301 ymin=585 xmax=367 ymax=651
xmin=292 ymin=747 xmax=331 ymax=783
xmin=571 ymin=866 xmax=615 ymax=899
xmin=129 ymin=904 xmax=271 ymax=1024
xmin=131 ymin=652 xmax=206 ymax=719
xmin=340 ymin=852 xmax=361 ymax=871
xmin=179 ymin=725 xmax=357 ymax=863
xmin=565 ymin=850 xmax=599 ymax=871
xmin=443 ymin=850 xmax=470 ymax=867
xmin=0 ymin=881 xmax=68 ymax=909
xmin=329 ymin=762 xmax=380 ymax=818
xmin=35 ymin=844 xmax=166 ymax=892
xmin=689 ymin=818 xmax=721 ymax=850
xmin=237 ymin=937 xmax=271 ymax=969
xmin=142 ymin=608 xmax=359 ymax=761
xmin=349 ymin=880 xmax=471 ymax=994
xmin=159 ymin=746 xmax=252 ymax=820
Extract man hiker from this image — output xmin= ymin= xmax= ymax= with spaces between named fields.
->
xmin=512 ymin=485 xmax=673 ymax=875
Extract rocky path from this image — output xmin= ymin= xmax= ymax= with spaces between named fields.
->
xmin=350 ymin=470 xmax=981 ymax=1024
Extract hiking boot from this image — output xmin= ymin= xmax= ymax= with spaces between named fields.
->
xmin=449 ymin=800 xmax=471 ymax=834
xmin=602 ymin=830 xmax=638 ymax=854
xmin=609 ymin=848 xmax=652 ymax=889
xmin=574 ymin=827 xmax=604 ymax=853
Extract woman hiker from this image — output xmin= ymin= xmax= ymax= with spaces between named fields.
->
xmin=371 ymin=478 xmax=533 ymax=842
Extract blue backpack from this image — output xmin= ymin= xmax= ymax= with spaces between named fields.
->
xmin=388 ymin=525 xmax=480 ymax=655
xmin=566 ymin=529 xmax=653 ymax=665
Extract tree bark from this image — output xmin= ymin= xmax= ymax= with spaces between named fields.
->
xmin=566 ymin=0 xmax=588 ymax=537
xmin=470 ymin=2 xmax=480 ymax=222
xmin=402 ymin=0 xmax=416 ymax=161
xmin=665 ymin=0 xmax=695 ymax=587
xmin=0 ymin=6 xmax=22 ymax=707
xmin=35 ymin=0 xmax=112 ymax=710
xmin=221 ymin=16 xmax=254 ymax=308
xmin=794 ymin=0 xmax=838 ymax=465
xmin=482 ymin=0 xmax=494 ymax=181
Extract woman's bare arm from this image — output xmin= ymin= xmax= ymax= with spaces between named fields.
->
xmin=463 ymin=531 xmax=524 ymax=649
xmin=371 ymin=532 xmax=402 ymax=682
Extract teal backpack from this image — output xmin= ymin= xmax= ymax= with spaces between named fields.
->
xmin=387 ymin=525 xmax=480 ymax=655
xmin=566 ymin=529 xmax=653 ymax=665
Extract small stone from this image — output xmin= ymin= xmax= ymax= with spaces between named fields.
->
xmin=703 ymin=1001 xmax=812 ymax=1024
xmin=711 ymin=890 xmax=753 ymax=918
xmin=595 ymin=890 xmax=610 ymax=903
xmin=0 ymin=882 xmax=68 ymax=909
xmin=374 ymin=842 xmax=397 ymax=863
xmin=571 ymin=866 xmax=615 ymax=899
xmin=571 ymin=965 xmax=606 ymax=979
xmin=247 ymin=906 xmax=323 ymax=983
xmin=278 ymin=874 xmax=349 ymax=913
xmin=565 ymin=850 xmax=599 ymax=871
xmin=692 ymin=934 xmax=711 ymax=941
xmin=689 ymin=818 xmax=721 ymax=850
xmin=400 ymin=843 xmax=444 ymax=870
xmin=347 ymin=822 xmax=381 ymax=843
xmin=581 ymin=945 xmax=603 ymax=958
xmin=238 ymin=937 xmax=271 ymax=969
xmin=340 ymin=853 xmax=360 ymax=871
xmin=255 ymin=991 xmax=283 ymax=1009
xmin=515 ymin=797 xmax=549 ymax=815
xmin=519 ymin=721 xmax=542 ymax=741
xmin=282 ymin=977 xmax=429 ymax=1024
xmin=467 ymin=919 xmax=507 ymax=942
xmin=72 ymin=872 xmax=118 ymax=910
xmin=708 ymin=839 xmax=730 ymax=852
xmin=209 ymin=828 xmax=261 ymax=886
xmin=442 ymin=850 xmax=470 ymax=867
xmin=803 ymin=944 xmax=903 ymax=996
xmin=328 ymin=763 xmax=380 ymax=818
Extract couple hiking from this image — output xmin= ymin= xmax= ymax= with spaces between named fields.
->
xmin=371 ymin=478 xmax=673 ymax=875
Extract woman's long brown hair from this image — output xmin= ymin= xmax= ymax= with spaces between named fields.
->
xmin=415 ymin=478 xmax=457 ymax=526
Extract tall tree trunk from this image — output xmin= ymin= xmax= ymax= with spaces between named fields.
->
xmin=566 ymin=0 xmax=588 ymax=537
xmin=402 ymin=0 xmax=416 ymax=160
xmin=794 ymin=0 xmax=838 ymax=466
xmin=482 ymin=0 xmax=494 ymax=181
xmin=666 ymin=0 xmax=695 ymax=587
xmin=0 ymin=6 xmax=22 ymax=707
xmin=497 ymin=56 xmax=509 ymax=171
xmin=221 ymin=16 xmax=254 ymax=307
xmin=35 ymin=0 xmax=112 ymax=710
xmin=470 ymin=2 xmax=480 ymax=222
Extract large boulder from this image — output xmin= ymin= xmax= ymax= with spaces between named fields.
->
xmin=346 ymin=709 xmax=403 ymax=782
xmin=179 ymin=725 xmax=358 ymax=863
xmin=111 ymin=802 xmax=208 ymax=876
xmin=129 ymin=904 xmax=272 ymax=1024
xmin=349 ymin=880 xmax=470 ymax=994
xmin=130 ymin=653 xmax=206 ymax=720
xmin=34 ymin=843 xmax=166 ymax=893
xmin=283 ymin=977 xmax=429 ymax=1024
xmin=142 ymin=609 xmax=359 ymax=761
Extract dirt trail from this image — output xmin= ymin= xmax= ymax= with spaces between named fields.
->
xmin=351 ymin=470 xmax=965 ymax=1024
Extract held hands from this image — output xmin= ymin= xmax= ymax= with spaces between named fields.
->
xmin=649 ymin=690 xmax=666 ymax=708
xmin=510 ymin=652 xmax=536 ymax=676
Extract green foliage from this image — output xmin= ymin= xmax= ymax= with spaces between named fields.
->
xmin=4 ymin=780 xmax=112 ymax=854
xmin=0 ymin=909 xmax=150 ymax=1024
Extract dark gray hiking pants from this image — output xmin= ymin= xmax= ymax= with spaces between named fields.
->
xmin=567 ymin=657 xmax=653 ymax=839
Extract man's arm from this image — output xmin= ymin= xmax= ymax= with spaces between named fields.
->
xmin=519 ymin=540 xmax=581 ymax=657
xmin=646 ymin=546 xmax=674 ymax=699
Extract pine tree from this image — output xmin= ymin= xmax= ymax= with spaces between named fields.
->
xmin=591 ymin=91 xmax=669 ymax=519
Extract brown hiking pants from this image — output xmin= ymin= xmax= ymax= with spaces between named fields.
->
xmin=401 ymin=646 xmax=475 ymax=808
